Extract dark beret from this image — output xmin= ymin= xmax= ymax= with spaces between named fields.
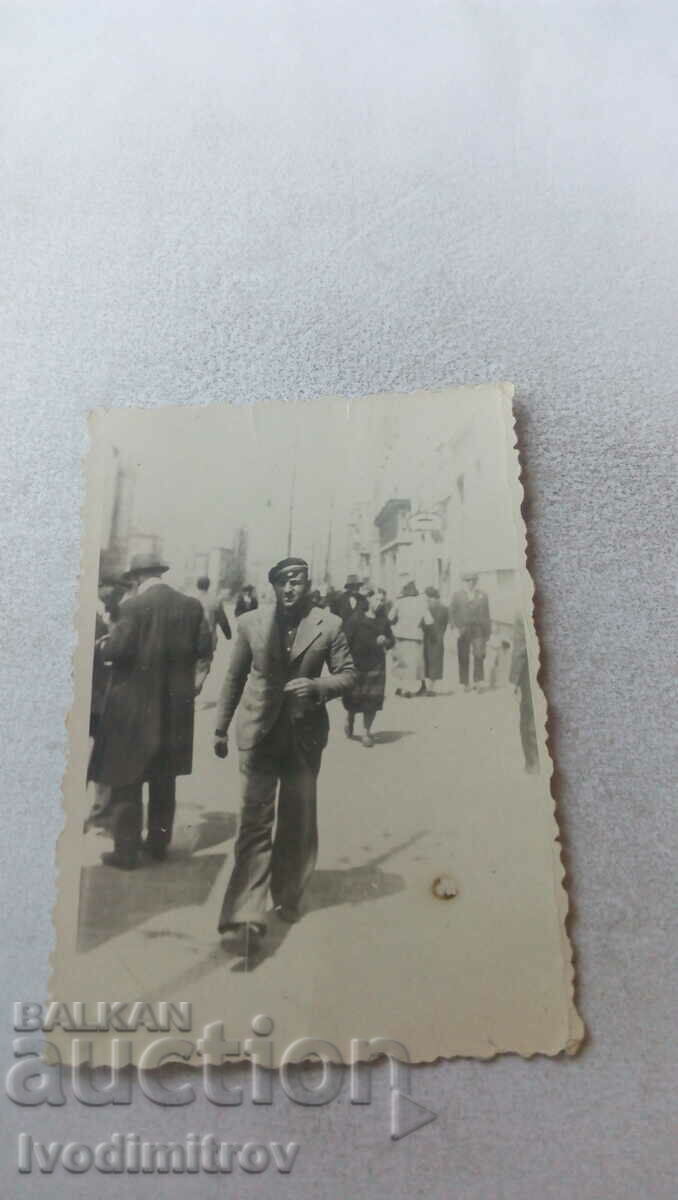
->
xmin=268 ymin=557 xmax=310 ymax=585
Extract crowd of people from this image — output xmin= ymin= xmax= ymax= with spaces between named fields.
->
xmin=85 ymin=552 xmax=537 ymax=950
xmin=322 ymin=570 xmax=493 ymax=714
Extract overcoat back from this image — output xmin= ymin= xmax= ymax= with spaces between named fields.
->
xmin=89 ymin=583 xmax=212 ymax=787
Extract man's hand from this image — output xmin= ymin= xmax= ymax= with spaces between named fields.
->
xmin=214 ymin=736 xmax=229 ymax=759
xmin=283 ymin=678 xmax=318 ymax=701
xmin=376 ymin=634 xmax=388 ymax=647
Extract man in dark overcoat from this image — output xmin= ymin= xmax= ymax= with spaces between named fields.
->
xmin=88 ymin=552 xmax=213 ymax=868
xmin=449 ymin=572 xmax=492 ymax=691
xmin=213 ymin=556 xmax=356 ymax=942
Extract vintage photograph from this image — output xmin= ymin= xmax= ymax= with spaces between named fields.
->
xmin=52 ymin=384 xmax=582 ymax=1063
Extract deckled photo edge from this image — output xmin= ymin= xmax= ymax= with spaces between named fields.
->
xmin=502 ymin=392 xmax=585 ymax=1055
xmin=48 ymin=383 xmax=584 ymax=1064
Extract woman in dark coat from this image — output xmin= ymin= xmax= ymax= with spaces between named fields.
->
xmin=342 ymin=590 xmax=395 ymax=747
xmin=423 ymin=585 xmax=449 ymax=694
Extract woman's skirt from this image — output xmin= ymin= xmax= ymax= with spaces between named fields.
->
xmin=423 ymin=632 xmax=445 ymax=681
xmin=343 ymin=663 xmax=387 ymax=713
xmin=391 ymin=637 xmax=425 ymax=688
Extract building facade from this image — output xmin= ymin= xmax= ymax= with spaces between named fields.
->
xmin=344 ymin=501 xmax=374 ymax=584
xmin=365 ymin=403 xmax=520 ymax=633
xmin=184 ymin=527 xmax=248 ymax=596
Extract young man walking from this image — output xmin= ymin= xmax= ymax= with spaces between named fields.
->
xmin=214 ymin=556 xmax=356 ymax=944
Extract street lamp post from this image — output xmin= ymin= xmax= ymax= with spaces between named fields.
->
xmin=286 ymin=459 xmax=297 ymax=557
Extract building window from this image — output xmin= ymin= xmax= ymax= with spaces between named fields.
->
xmin=456 ymin=473 xmax=465 ymax=503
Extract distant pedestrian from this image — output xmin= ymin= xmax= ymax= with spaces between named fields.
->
xmin=449 ymin=573 xmax=491 ymax=692
xmin=105 ymin=576 xmax=134 ymax=623
xmin=88 ymin=552 xmax=213 ymax=869
xmin=196 ymin=576 xmax=232 ymax=648
xmin=342 ymin=589 xmax=395 ymax=746
xmin=422 ymin=586 xmax=449 ymax=694
xmin=90 ymin=573 xmax=115 ymax=738
xmin=376 ymin=587 xmax=392 ymax=619
xmin=235 ymin=584 xmax=258 ymax=617
xmin=509 ymin=613 xmax=538 ymax=774
xmin=390 ymin=580 xmax=430 ymax=697
xmin=85 ymin=571 xmax=140 ymax=835
xmin=325 ymin=587 xmax=338 ymax=614
xmin=89 ymin=570 xmax=136 ymax=737
xmin=335 ymin=575 xmax=368 ymax=624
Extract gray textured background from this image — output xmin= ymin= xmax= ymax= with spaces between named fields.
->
xmin=1 ymin=2 xmax=676 ymax=1197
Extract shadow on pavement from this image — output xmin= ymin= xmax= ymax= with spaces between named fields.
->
xmin=77 ymin=852 xmax=227 ymax=954
xmin=230 ymin=857 xmax=409 ymax=974
xmin=173 ymin=810 xmax=237 ymax=855
xmin=229 ymin=832 xmax=426 ymax=974
xmin=370 ymin=729 xmax=414 ymax=744
xmin=153 ymin=833 xmax=428 ymax=989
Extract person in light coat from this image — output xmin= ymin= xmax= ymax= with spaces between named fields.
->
xmin=389 ymin=580 xmax=432 ymax=698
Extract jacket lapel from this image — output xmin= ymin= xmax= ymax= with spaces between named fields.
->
xmin=259 ymin=605 xmax=284 ymax=668
xmin=289 ymin=609 xmax=323 ymax=664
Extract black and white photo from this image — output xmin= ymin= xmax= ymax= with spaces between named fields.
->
xmin=52 ymin=383 xmax=583 ymax=1064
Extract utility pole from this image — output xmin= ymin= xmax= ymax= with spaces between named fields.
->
xmin=286 ymin=424 xmax=301 ymax=557
xmin=286 ymin=460 xmax=297 ymax=557
xmin=324 ymin=492 xmax=335 ymax=585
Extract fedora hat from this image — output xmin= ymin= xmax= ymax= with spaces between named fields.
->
xmin=123 ymin=551 xmax=170 ymax=580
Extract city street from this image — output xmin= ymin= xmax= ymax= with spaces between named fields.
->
xmin=74 ymin=618 xmax=563 ymax=1060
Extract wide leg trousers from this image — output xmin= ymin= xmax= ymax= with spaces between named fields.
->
xmin=457 ymin=630 xmax=487 ymax=685
xmin=218 ymin=719 xmax=320 ymax=931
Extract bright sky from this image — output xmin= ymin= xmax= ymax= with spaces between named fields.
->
xmin=99 ymin=399 xmax=377 ymax=586
xmin=95 ymin=389 xmax=503 ymax=588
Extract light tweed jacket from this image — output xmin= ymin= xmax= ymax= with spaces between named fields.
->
xmin=215 ymin=603 xmax=356 ymax=751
